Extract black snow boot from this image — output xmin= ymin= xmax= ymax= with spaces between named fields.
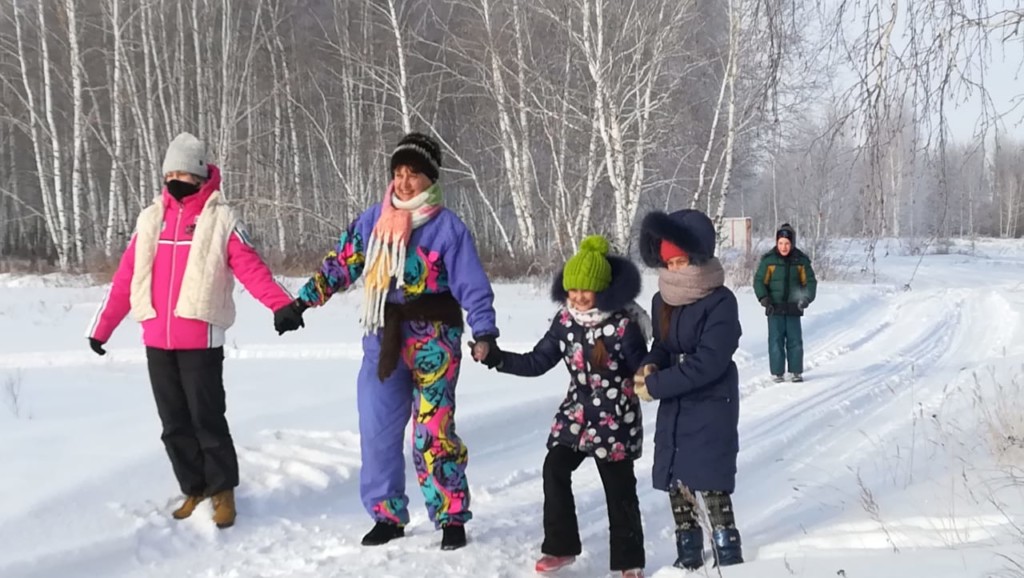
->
xmin=712 ymin=528 xmax=744 ymax=567
xmin=441 ymin=524 xmax=467 ymax=550
xmin=361 ymin=522 xmax=405 ymax=546
xmin=673 ymin=527 xmax=704 ymax=570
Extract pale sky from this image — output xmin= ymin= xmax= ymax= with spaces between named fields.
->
xmin=825 ymin=0 xmax=1024 ymax=144
xmin=945 ymin=42 xmax=1023 ymax=142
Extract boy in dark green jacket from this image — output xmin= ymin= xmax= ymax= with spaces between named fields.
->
xmin=753 ymin=224 xmax=817 ymax=382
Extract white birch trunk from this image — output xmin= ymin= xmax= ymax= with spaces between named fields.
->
xmin=175 ymin=1 xmax=187 ymax=124
xmin=274 ymin=25 xmax=305 ymax=239
xmin=66 ymin=0 xmax=86 ymax=266
xmin=143 ymin=6 xmax=173 ymax=140
xmin=105 ymin=0 xmax=126 ymax=255
xmin=386 ymin=0 xmax=412 ymax=133
xmin=480 ymin=0 xmax=536 ymax=253
xmin=269 ymin=46 xmax=287 ymax=254
xmin=579 ymin=0 xmax=662 ymax=250
xmin=13 ymin=2 xmax=59 ymax=261
xmin=217 ymin=0 xmax=235 ymax=163
xmin=692 ymin=59 xmax=729 ymax=210
xmin=37 ymin=1 xmax=71 ymax=269
xmin=192 ymin=0 xmax=208 ymax=138
xmin=714 ymin=0 xmax=741 ymax=230
xmin=84 ymin=126 xmax=103 ymax=249
xmin=142 ymin=2 xmax=160 ymax=193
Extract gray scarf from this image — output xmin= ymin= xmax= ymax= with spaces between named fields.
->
xmin=658 ymin=258 xmax=725 ymax=306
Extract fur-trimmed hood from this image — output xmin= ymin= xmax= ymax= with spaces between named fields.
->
xmin=551 ymin=255 xmax=652 ymax=341
xmin=551 ymin=255 xmax=641 ymax=312
xmin=639 ymin=209 xmax=717 ymax=267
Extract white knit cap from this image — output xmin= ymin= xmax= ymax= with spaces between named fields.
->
xmin=162 ymin=132 xmax=208 ymax=178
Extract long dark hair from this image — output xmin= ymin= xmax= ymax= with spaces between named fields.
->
xmin=591 ymin=338 xmax=609 ymax=368
xmin=659 ymin=303 xmax=677 ymax=341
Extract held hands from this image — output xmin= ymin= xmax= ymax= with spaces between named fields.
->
xmin=469 ymin=335 xmax=501 ymax=369
xmin=274 ymin=299 xmax=307 ymax=335
xmin=633 ymin=364 xmax=657 ymax=402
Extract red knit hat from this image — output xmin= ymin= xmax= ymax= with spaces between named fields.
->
xmin=660 ymin=239 xmax=688 ymax=263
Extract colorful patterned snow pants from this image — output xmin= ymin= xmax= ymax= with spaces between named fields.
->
xmin=357 ymin=320 xmax=470 ymax=528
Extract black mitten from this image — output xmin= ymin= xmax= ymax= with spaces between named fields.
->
xmin=274 ymin=300 xmax=307 ymax=335
xmin=89 ymin=338 xmax=106 ymax=356
xmin=470 ymin=335 xmax=502 ymax=369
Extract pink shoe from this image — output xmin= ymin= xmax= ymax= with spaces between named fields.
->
xmin=621 ymin=569 xmax=644 ymax=578
xmin=535 ymin=555 xmax=576 ymax=573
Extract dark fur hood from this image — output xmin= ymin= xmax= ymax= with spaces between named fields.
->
xmin=639 ymin=209 xmax=717 ymax=268
xmin=550 ymin=254 xmax=642 ymax=313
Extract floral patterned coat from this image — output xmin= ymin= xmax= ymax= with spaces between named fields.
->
xmin=497 ymin=256 xmax=649 ymax=462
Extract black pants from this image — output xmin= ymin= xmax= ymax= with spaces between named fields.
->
xmin=146 ymin=347 xmax=238 ymax=496
xmin=542 ymin=445 xmax=645 ymax=571
xmin=669 ymin=485 xmax=737 ymax=531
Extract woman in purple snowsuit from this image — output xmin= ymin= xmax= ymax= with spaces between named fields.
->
xmin=274 ymin=133 xmax=499 ymax=551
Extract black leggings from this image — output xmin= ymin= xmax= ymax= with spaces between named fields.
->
xmin=669 ymin=485 xmax=736 ymax=531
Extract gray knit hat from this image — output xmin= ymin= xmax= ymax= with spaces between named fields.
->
xmin=162 ymin=132 xmax=208 ymax=179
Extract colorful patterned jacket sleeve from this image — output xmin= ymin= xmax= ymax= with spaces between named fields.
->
xmin=445 ymin=215 xmax=499 ymax=339
xmin=296 ymin=208 xmax=374 ymax=307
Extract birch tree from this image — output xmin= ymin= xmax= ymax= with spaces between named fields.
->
xmin=1 ymin=0 xmax=1018 ymax=271
xmin=544 ymin=0 xmax=694 ymax=250
xmin=65 ymin=0 xmax=86 ymax=265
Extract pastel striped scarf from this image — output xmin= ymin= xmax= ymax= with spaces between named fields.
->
xmin=360 ymin=182 xmax=444 ymax=333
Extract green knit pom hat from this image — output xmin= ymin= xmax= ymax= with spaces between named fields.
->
xmin=563 ymin=235 xmax=612 ymax=293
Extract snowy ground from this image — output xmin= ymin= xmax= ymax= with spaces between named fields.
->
xmin=2 ymin=238 xmax=1024 ymax=577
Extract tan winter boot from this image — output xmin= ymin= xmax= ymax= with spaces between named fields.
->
xmin=172 ymin=495 xmax=205 ymax=520
xmin=211 ymin=490 xmax=236 ymax=529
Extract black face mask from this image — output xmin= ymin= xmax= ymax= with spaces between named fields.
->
xmin=166 ymin=179 xmax=201 ymax=201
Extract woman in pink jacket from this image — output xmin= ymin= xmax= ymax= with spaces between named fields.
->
xmin=86 ymin=133 xmax=294 ymax=529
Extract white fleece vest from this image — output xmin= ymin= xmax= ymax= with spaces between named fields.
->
xmin=130 ymin=191 xmax=238 ymax=329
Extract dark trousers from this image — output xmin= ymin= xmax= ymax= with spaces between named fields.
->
xmin=146 ymin=347 xmax=238 ymax=496
xmin=669 ymin=485 xmax=737 ymax=530
xmin=542 ymin=445 xmax=645 ymax=571
xmin=768 ymin=315 xmax=804 ymax=375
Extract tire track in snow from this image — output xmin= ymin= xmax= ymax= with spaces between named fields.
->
xmin=742 ymin=295 xmax=959 ymax=458
xmin=738 ymin=288 xmax=896 ymax=395
xmin=738 ymin=287 xmax=1018 ymax=553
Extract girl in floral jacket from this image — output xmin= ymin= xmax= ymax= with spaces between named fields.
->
xmin=477 ymin=236 xmax=650 ymax=578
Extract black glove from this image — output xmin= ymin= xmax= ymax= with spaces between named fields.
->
xmin=274 ymin=299 xmax=307 ymax=335
xmin=89 ymin=338 xmax=106 ymax=356
xmin=797 ymin=298 xmax=810 ymax=311
xmin=470 ymin=335 xmax=502 ymax=369
xmin=759 ymin=296 xmax=774 ymax=315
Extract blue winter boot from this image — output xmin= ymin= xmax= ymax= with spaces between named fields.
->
xmin=712 ymin=528 xmax=744 ymax=566
xmin=672 ymin=527 xmax=704 ymax=570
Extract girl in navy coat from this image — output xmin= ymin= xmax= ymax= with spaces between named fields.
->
xmin=476 ymin=236 xmax=649 ymax=578
xmin=633 ymin=209 xmax=744 ymax=570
